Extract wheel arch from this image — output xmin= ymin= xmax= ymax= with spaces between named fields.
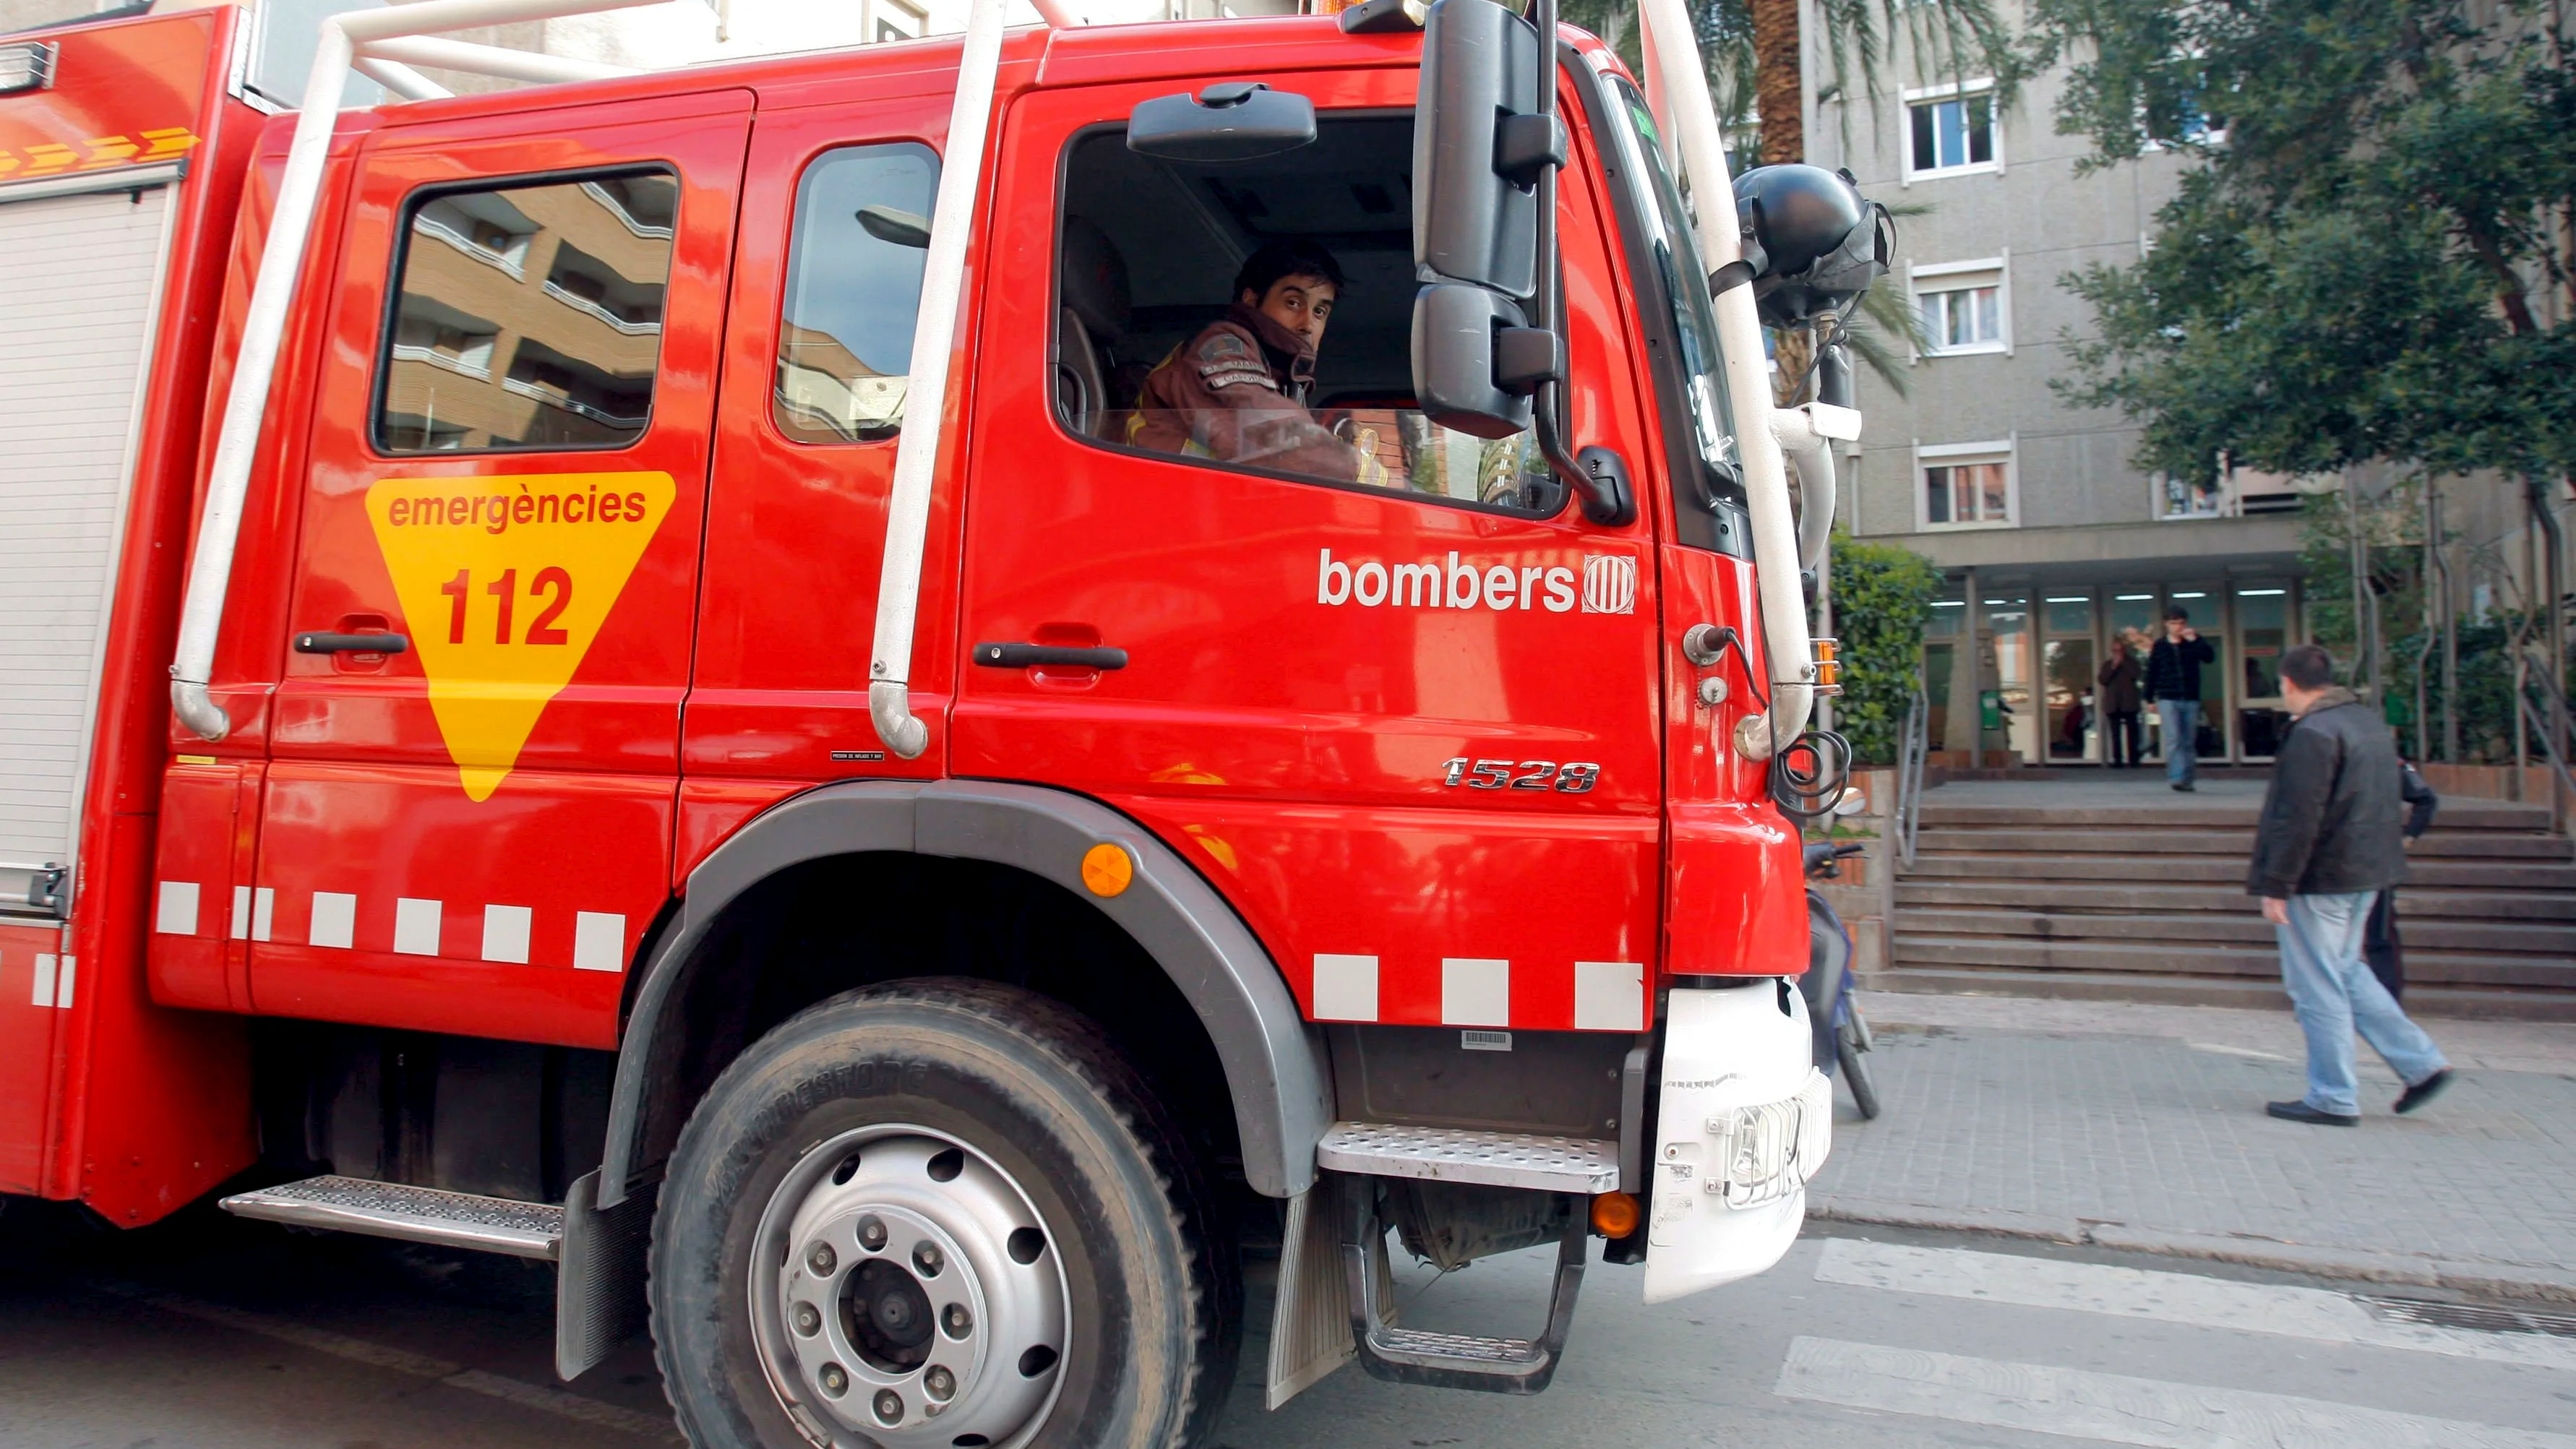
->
xmin=598 ymin=778 xmax=1329 ymax=1207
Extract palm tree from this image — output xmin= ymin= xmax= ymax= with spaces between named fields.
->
xmin=1557 ymin=0 xmax=2016 ymax=165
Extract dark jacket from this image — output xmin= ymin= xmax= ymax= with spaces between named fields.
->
xmin=2095 ymin=650 xmax=2142 ymax=714
xmin=2144 ymin=632 xmax=2215 ymax=702
xmin=2247 ymin=688 xmax=2409 ymax=898
xmin=1126 ymin=303 xmax=1366 ymax=483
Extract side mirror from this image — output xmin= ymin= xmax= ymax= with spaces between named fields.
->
xmin=1413 ymin=0 xmax=1560 ymax=298
xmin=1412 ymin=283 xmax=1556 ymax=439
xmin=1128 ymin=82 xmax=1318 ymax=163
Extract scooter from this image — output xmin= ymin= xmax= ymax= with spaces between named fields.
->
xmin=1800 ymin=840 xmax=1881 ymax=1119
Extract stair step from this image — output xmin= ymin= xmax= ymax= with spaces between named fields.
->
xmin=1316 ymin=1122 xmax=1618 ymax=1194
xmin=1891 ymin=935 xmax=2576 ymax=989
xmin=1896 ymin=880 xmax=2576 ymax=920
xmin=220 ymin=1174 xmax=563 ymax=1260
xmin=1920 ymin=801 xmax=2552 ymax=831
xmin=1913 ymin=829 xmax=2572 ymax=861
xmin=1894 ymin=908 xmax=2576 ymax=955
xmin=1903 ymin=854 xmax=2576 ymax=890
xmin=1875 ymin=967 xmax=2576 ymax=1020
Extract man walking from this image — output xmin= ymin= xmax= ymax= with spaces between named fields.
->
xmin=2249 ymin=644 xmax=2451 ymax=1125
xmin=2144 ymin=605 xmax=2215 ymax=791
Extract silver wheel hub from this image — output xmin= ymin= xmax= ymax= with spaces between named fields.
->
xmin=752 ymin=1127 xmax=1067 ymax=1448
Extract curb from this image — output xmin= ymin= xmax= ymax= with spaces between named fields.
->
xmin=1809 ymin=1192 xmax=2576 ymax=1307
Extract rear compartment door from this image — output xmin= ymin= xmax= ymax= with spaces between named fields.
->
xmin=0 ymin=175 xmax=181 ymax=1189
xmin=245 ymin=94 xmax=751 ymax=1049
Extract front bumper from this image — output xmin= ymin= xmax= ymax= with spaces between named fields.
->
xmin=1641 ymin=979 xmax=1832 ymax=1304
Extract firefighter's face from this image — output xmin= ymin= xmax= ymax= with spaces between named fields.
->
xmin=1245 ymin=275 xmax=1336 ymax=350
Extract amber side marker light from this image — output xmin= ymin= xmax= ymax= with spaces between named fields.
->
xmin=1590 ymin=1191 xmax=1640 ymax=1237
xmin=1081 ymin=842 xmax=1134 ymax=898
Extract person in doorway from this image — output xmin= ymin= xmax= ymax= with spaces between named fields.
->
xmin=2144 ymin=606 xmax=2217 ymax=791
xmin=2363 ymin=761 xmax=2440 ymax=1002
xmin=1126 ymin=239 xmax=1378 ymax=486
xmin=2097 ymin=631 xmax=2144 ymax=767
xmin=2249 ymin=644 xmax=2450 ymax=1125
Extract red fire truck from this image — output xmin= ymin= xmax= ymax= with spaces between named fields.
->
xmin=0 ymin=0 xmax=1886 ymax=1440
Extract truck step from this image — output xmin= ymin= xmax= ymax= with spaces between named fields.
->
xmin=1316 ymin=1122 xmax=1619 ymax=1194
xmin=220 ymin=1174 xmax=564 ymax=1260
xmin=1337 ymin=1174 xmax=1587 ymax=1395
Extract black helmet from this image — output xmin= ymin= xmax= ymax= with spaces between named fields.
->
xmin=1733 ymin=164 xmax=1892 ymax=329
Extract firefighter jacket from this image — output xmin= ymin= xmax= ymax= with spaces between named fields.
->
xmin=1126 ymin=304 xmax=1378 ymax=485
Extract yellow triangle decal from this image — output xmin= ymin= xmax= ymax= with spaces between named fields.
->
xmin=366 ymin=473 xmax=677 ymax=801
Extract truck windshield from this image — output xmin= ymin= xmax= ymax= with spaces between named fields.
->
xmin=1594 ymin=72 xmax=1743 ymax=513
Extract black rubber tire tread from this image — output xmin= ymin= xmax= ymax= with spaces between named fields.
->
xmin=649 ymin=978 xmax=1240 ymax=1449
xmin=1837 ymin=1026 xmax=1882 ymax=1121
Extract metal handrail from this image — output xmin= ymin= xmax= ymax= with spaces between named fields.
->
xmin=1895 ymin=684 xmax=1928 ymax=868
xmin=2515 ymin=691 xmax=2576 ymax=830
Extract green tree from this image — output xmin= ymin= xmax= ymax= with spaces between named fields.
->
xmin=2025 ymin=0 xmax=2576 ymax=487
xmin=1826 ymin=530 xmax=1944 ymax=764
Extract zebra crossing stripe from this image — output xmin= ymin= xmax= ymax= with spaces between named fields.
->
xmin=1815 ymin=1239 xmax=2576 ymax=1372
xmin=1775 ymin=1336 xmax=2576 ymax=1449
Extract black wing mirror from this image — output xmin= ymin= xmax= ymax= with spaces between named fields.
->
xmin=1128 ymin=82 xmax=1318 ymax=163
xmin=856 ymin=205 xmax=932 ymax=249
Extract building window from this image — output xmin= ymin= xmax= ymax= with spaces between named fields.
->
xmin=376 ymin=170 xmax=677 ymax=454
xmin=1905 ymin=83 xmax=1997 ymax=179
xmin=1918 ymin=442 xmax=2014 ymax=528
xmin=1912 ymin=259 xmax=2006 ymax=356
xmin=773 ymin=143 xmax=940 ymax=444
xmin=872 ymin=0 xmax=926 ymax=41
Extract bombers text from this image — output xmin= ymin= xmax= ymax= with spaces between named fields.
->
xmin=1315 ymin=549 xmax=1637 ymax=614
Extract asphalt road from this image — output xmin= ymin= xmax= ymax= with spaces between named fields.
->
xmin=5 ymin=1199 xmax=2572 ymax=1449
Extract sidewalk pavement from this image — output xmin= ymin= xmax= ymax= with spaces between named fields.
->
xmin=1813 ymin=994 xmax=2576 ymax=1304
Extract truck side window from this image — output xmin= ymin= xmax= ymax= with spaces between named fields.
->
xmin=773 ymin=142 xmax=940 ymax=444
xmin=376 ymin=170 xmax=678 ymax=453
xmin=1056 ymin=116 xmax=1555 ymax=512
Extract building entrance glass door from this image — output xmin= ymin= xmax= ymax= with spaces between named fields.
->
xmin=2234 ymin=584 xmax=2294 ymax=759
xmin=1981 ymin=593 xmax=2035 ymax=762
xmin=2042 ymin=593 xmax=2097 ymax=762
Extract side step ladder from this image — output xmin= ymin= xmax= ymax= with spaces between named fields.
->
xmin=220 ymin=1174 xmax=566 ymax=1258
xmin=1315 ymin=1123 xmax=1613 ymax=1395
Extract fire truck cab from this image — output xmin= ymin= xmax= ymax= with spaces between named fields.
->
xmin=0 ymin=0 xmax=1883 ymax=1442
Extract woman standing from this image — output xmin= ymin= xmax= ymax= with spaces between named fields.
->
xmin=2098 ymin=629 xmax=2145 ymax=767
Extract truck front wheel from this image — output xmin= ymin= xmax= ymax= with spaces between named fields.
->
xmin=651 ymin=979 xmax=1237 ymax=1449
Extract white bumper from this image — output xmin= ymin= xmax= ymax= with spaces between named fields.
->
xmin=1641 ymin=980 xmax=1832 ymax=1304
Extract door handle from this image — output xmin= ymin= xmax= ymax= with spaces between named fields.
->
xmin=972 ymin=642 xmax=1128 ymax=670
xmin=294 ymin=632 xmax=410 ymax=654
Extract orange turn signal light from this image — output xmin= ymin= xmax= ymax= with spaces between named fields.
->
xmin=1081 ymin=842 xmax=1134 ymax=898
xmin=1589 ymin=1190 xmax=1640 ymax=1237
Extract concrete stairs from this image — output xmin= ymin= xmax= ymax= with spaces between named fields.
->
xmin=1888 ymin=794 xmax=2576 ymax=1020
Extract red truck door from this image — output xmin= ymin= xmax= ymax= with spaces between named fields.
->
xmin=246 ymin=93 xmax=751 ymax=1047
xmin=954 ymin=74 xmax=1667 ymax=1036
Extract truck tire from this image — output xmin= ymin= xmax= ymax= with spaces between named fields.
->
xmin=651 ymin=979 xmax=1239 ymax=1449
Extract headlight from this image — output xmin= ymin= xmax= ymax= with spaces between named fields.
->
xmin=1702 ymin=1070 xmax=1833 ymax=1209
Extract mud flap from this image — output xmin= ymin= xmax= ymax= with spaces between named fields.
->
xmin=1641 ymin=980 xmax=1831 ymax=1304
xmin=556 ymin=1171 xmax=656 ymax=1380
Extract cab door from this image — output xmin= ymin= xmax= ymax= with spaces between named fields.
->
xmin=248 ymin=93 xmax=751 ymax=1048
xmin=953 ymin=72 xmax=1666 ymax=1037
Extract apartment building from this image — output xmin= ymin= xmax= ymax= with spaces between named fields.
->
xmin=1802 ymin=2 xmax=2314 ymax=768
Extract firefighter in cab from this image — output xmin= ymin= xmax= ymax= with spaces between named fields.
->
xmin=1126 ymin=239 xmax=1386 ymax=485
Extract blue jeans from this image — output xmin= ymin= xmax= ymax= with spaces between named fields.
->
xmin=2277 ymin=891 xmax=2447 ymax=1116
xmin=2158 ymin=698 xmax=2201 ymax=785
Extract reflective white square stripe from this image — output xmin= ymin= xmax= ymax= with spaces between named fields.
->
xmin=392 ymin=898 xmax=442 ymax=956
xmin=231 ymin=885 xmax=251 ymax=940
xmin=482 ymin=905 xmax=533 ymax=964
xmin=252 ymin=887 xmax=274 ymax=942
xmin=1311 ymin=953 xmax=1379 ymax=1022
xmin=1573 ymin=960 xmax=1646 ymax=1031
xmin=572 ymin=911 xmax=627 ymax=972
xmin=309 ymin=892 xmax=357 ymax=950
xmin=30 ymin=953 xmax=54 ymax=1008
xmin=53 ymin=955 xmax=72 ymax=1009
xmin=1440 ymin=958 xmax=1510 ymax=1027
xmin=155 ymin=880 xmax=199 ymax=936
